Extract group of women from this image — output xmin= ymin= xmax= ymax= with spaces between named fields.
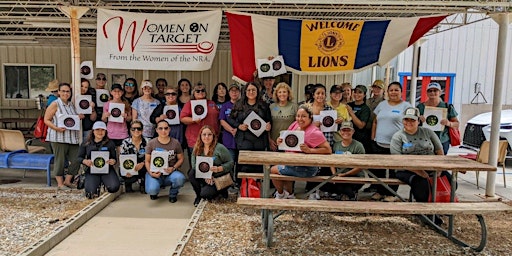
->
xmin=44 ymin=75 xmax=459 ymax=206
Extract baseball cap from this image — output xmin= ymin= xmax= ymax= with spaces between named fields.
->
xmin=330 ymin=85 xmax=343 ymax=94
xmin=340 ymin=121 xmax=354 ymax=130
xmin=427 ymin=82 xmax=442 ymax=91
xmin=141 ymin=80 xmax=153 ymax=88
xmin=354 ymin=85 xmax=367 ymax=94
xmin=111 ymin=83 xmax=124 ymax=91
xmin=371 ymin=80 xmax=385 ymax=89
xmin=92 ymin=121 xmax=107 ymax=130
xmin=403 ymin=107 xmax=420 ymax=121
xmin=229 ymin=84 xmax=240 ymax=91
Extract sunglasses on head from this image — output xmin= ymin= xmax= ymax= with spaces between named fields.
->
xmin=96 ymin=78 xmax=106 ymax=81
xmin=195 ymin=89 xmax=206 ymax=93
xmin=130 ymin=127 xmax=142 ymax=131
xmin=165 ymin=92 xmax=178 ymax=96
xmin=124 ymin=82 xmax=135 ymax=87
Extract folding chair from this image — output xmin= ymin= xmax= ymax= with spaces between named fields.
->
xmin=474 ymin=140 xmax=508 ymax=189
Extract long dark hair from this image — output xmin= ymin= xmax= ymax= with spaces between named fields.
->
xmin=231 ymin=81 xmax=264 ymax=120
xmin=85 ymin=128 xmax=110 ymax=147
xmin=123 ymin=77 xmax=139 ymax=99
xmin=177 ymin=78 xmax=192 ymax=97
xmin=212 ymin=82 xmax=230 ymax=104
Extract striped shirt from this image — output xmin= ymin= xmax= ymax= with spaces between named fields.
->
xmin=46 ymin=98 xmax=79 ymax=144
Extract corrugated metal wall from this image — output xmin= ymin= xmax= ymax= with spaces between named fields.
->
xmin=396 ymin=19 xmax=512 ymax=110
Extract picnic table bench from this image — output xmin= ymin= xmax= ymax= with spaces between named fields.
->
xmin=237 ymin=150 xmax=512 ymax=251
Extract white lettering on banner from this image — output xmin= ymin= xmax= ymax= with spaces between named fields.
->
xmin=96 ymin=9 xmax=222 ymax=71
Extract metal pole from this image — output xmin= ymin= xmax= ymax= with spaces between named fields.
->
xmin=409 ymin=41 xmax=420 ymax=106
xmin=486 ymin=13 xmax=510 ymax=197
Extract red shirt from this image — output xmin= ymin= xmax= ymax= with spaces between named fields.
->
xmin=180 ymin=99 xmax=220 ymax=147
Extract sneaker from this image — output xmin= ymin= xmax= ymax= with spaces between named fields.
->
xmin=274 ymin=191 xmax=286 ymax=199
xmin=285 ymin=191 xmax=296 ymax=199
xmin=150 ymin=195 xmax=158 ymax=200
xmin=169 ymin=196 xmax=177 ymax=203
xmin=193 ymin=197 xmax=201 ymax=207
xmin=308 ymin=190 xmax=321 ymax=200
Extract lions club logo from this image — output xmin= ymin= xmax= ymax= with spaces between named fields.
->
xmin=315 ymin=30 xmax=344 ymax=55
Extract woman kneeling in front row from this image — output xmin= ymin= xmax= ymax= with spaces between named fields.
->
xmin=77 ymin=121 xmax=120 ymax=199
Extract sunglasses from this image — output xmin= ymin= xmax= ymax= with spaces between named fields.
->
xmin=195 ymin=89 xmax=206 ymax=93
xmin=427 ymin=89 xmax=439 ymax=93
xmin=165 ymin=92 xmax=178 ymax=96
xmin=124 ymin=82 xmax=135 ymax=87
xmin=96 ymin=78 xmax=107 ymax=81
xmin=157 ymin=127 xmax=170 ymax=130
xmin=131 ymin=127 xmax=142 ymax=131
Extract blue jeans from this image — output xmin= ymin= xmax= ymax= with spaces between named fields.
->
xmin=145 ymin=171 xmax=186 ymax=198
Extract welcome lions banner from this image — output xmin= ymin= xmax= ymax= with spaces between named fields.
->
xmin=96 ymin=9 xmax=222 ymax=71
xmin=226 ymin=11 xmax=447 ymax=82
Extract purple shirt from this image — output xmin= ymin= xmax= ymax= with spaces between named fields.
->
xmin=219 ymin=101 xmax=236 ymax=149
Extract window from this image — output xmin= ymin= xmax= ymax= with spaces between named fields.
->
xmin=3 ymin=64 xmax=55 ymax=100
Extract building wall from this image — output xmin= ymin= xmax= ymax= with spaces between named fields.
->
xmin=396 ymin=19 xmax=512 ymax=112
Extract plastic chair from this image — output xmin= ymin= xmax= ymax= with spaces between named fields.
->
xmin=475 ymin=140 xmax=508 ymax=189
xmin=0 ymin=129 xmax=46 ymax=153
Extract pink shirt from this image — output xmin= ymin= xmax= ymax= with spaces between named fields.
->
xmin=287 ymin=121 xmax=326 ymax=150
xmin=103 ymin=101 xmax=129 ymax=140
xmin=180 ymin=99 xmax=220 ymax=148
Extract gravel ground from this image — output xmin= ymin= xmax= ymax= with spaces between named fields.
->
xmin=0 ymin=187 xmax=93 ymax=255
xmin=183 ymin=195 xmax=512 ymax=256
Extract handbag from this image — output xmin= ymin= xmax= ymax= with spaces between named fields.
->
xmin=213 ymin=173 xmax=234 ymax=191
xmin=240 ymin=178 xmax=261 ymax=198
xmin=428 ymin=175 xmax=458 ymax=203
xmin=446 ymin=103 xmax=461 ymax=146
xmin=33 ymin=115 xmax=48 ymax=142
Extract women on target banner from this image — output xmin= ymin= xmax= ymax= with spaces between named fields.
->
xmin=96 ymin=9 xmax=222 ymax=71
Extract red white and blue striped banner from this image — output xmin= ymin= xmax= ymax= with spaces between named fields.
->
xmin=226 ymin=11 xmax=447 ymax=82
xmin=96 ymin=9 xmax=222 ymax=71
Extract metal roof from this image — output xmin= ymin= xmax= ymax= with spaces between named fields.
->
xmin=0 ymin=0 xmax=510 ymax=46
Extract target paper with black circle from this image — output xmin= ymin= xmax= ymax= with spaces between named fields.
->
xmin=195 ymin=156 xmax=213 ymax=179
xmin=150 ymin=151 xmax=169 ymax=173
xmin=90 ymin=151 xmax=109 ymax=174
xmin=319 ymin=110 xmax=337 ymax=132
xmin=243 ymin=111 xmax=267 ymax=137
xmin=108 ymin=102 xmax=125 ymax=123
xmin=120 ymin=154 xmax=138 ymax=176
xmin=256 ymin=55 xmax=287 ymax=78
xmin=75 ymin=95 xmax=92 ymax=114
xmin=163 ymin=105 xmax=180 ymax=125
xmin=191 ymin=99 xmax=207 ymax=120
xmin=80 ymin=61 xmax=94 ymax=79
xmin=57 ymin=114 xmax=80 ymax=131
xmin=278 ymin=130 xmax=305 ymax=152
xmin=422 ymin=106 xmax=447 ymax=132
xmin=96 ymin=89 xmax=110 ymax=108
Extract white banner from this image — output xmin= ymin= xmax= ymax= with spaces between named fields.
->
xmin=96 ymin=9 xmax=222 ymax=71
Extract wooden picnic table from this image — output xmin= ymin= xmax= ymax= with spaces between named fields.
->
xmin=237 ymin=150 xmax=504 ymax=251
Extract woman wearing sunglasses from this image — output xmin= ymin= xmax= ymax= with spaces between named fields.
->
xmin=120 ymin=120 xmax=148 ymax=193
xmin=150 ymin=86 xmax=183 ymax=144
xmin=122 ymin=78 xmax=140 ymax=105
xmin=144 ymin=120 xmax=186 ymax=203
xmin=180 ymin=82 xmax=220 ymax=164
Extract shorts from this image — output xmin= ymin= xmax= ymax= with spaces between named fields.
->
xmin=277 ymin=165 xmax=319 ymax=178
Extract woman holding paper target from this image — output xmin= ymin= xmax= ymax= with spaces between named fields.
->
xmin=44 ymin=82 xmax=84 ymax=190
xmin=77 ymin=121 xmax=120 ymax=199
xmin=270 ymin=105 xmax=331 ymax=199
xmin=188 ymin=125 xmax=234 ymax=206
xmin=120 ymin=120 xmax=148 ymax=193
xmin=80 ymin=78 xmax=97 ymax=142
xmin=228 ymin=82 xmax=271 ymax=173
xmin=144 ymin=120 xmax=186 ymax=203
xmin=150 ymin=86 xmax=183 ymax=144
xmin=101 ymin=83 xmax=132 ymax=147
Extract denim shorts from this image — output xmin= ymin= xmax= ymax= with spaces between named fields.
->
xmin=277 ymin=165 xmax=319 ymax=178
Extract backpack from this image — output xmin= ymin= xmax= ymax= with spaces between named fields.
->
xmin=240 ymin=178 xmax=261 ymax=198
